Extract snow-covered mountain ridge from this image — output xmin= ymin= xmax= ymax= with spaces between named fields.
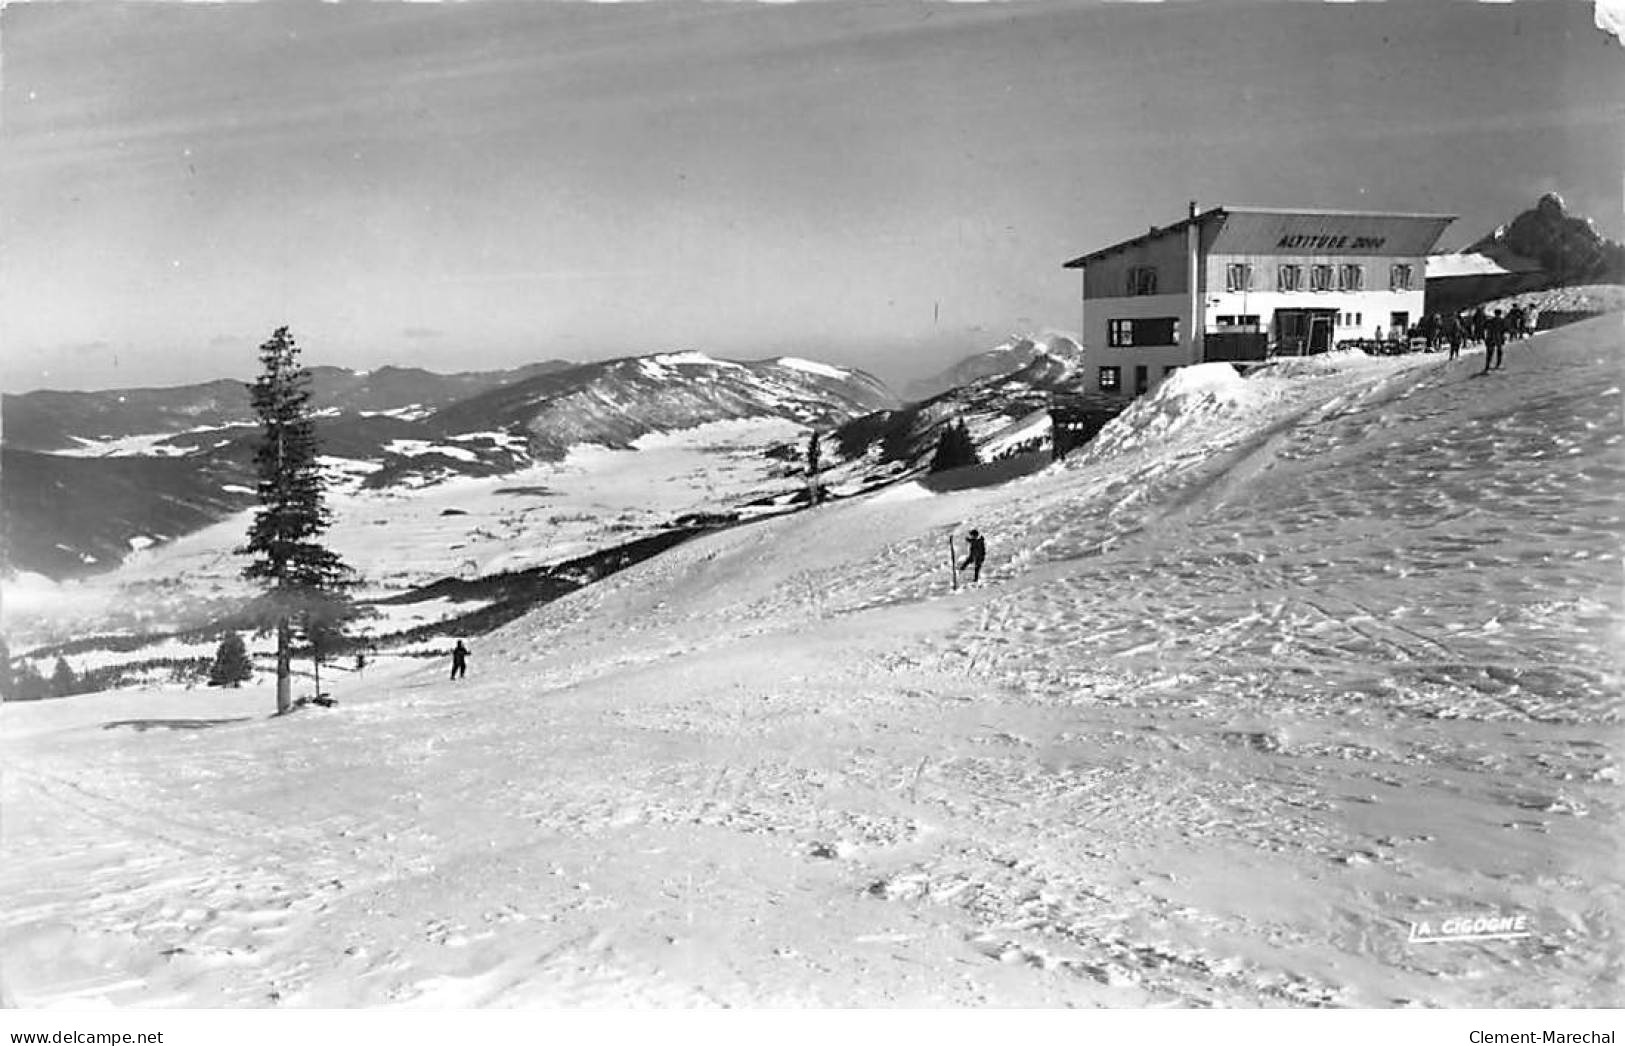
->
xmin=426 ymin=352 xmax=893 ymax=457
xmin=903 ymin=332 xmax=1083 ymax=401
xmin=823 ymin=339 xmax=1122 ymax=490
xmin=1 ymin=351 xmax=894 ymax=580
xmin=1 ymin=362 xmax=576 ymax=453
xmin=5 ymin=318 xmax=1615 ymax=1006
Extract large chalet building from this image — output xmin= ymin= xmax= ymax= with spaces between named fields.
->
xmin=1062 ymin=204 xmax=1455 ymax=396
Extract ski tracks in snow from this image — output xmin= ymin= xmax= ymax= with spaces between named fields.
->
xmin=5 ymin=326 xmax=1620 ymax=1007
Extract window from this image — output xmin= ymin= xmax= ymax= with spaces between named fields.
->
xmin=1107 ymin=317 xmax=1179 ymax=347
xmin=1277 ymin=264 xmax=1303 ymax=292
xmin=1098 ymin=366 xmax=1122 ymax=393
xmin=1389 ymin=263 xmax=1413 ymax=291
xmin=1309 ymin=264 xmax=1334 ymax=292
xmin=1390 ymin=311 xmax=1409 ymax=335
xmin=1126 ymin=266 xmax=1159 ymax=296
xmin=1338 ymin=264 xmax=1365 ymax=291
xmin=1225 ymin=263 xmax=1253 ymax=293
xmin=1134 ymin=365 xmax=1150 ymax=395
xmin=1215 ymin=315 xmax=1260 ymax=331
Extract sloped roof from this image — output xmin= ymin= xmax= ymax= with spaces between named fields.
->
xmin=1064 ymin=206 xmax=1456 ymax=268
xmin=1062 ymin=209 xmax=1221 ymax=269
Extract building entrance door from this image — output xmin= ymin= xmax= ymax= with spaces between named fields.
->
xmin=1273 ymin=308 xmax=1339 ymax=355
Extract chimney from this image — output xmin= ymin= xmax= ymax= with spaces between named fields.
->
xmin=1187 ymin=199 xmax=1201 ymax=364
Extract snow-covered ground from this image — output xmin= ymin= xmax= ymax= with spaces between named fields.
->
xmin=51 ymin=425 xmax=259 ymax=459
xmin=2 ymin=320 xmax=1619 ymax=1007
xmin=3 ymin=418 xmax=810 ymax=651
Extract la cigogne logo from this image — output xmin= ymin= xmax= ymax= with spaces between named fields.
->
xmin=1407 ymin=911 xmax=1533 ymax=944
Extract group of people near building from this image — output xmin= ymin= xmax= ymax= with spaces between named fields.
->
xmin=1415 ymin=303 xmax=1534 ymax=365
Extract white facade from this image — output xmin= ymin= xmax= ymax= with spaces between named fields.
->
xmin=1064 ymin=206 xmax=1453 ymax=397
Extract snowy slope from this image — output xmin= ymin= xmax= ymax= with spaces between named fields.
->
xmin=903 ymin=332 xmax=1084 ymax=402
xmin=3 ymin=319 xmax=1619 ymax=1007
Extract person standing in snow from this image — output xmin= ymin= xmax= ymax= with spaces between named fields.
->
xmin=1507 ymin=303 xmax=1527 ymax=342
xmin=450 ymin=640 xmax=470 ymax=681
xmin=959 ymin=529 xmax=988 ymax=583
xmin=1445 ymin=312 xmax=1464 ymax=360
xmin=1482 ymin=310 xmax=1508 ymax=373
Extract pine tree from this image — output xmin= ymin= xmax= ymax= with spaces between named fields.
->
xmin=208 ymin=632 xmax=254 ymax=688
xmin=12 ymin=663 xmax=47 ymax=702
xmin=0 ymin=636 xmax=12 ymax=701
xmin=50 ymin=656 xmax=77 ymax=698
xmin=237 ymin=327 xmax=356 ymax=714
xmin=929 ymin=419 xmax=979 ymax=473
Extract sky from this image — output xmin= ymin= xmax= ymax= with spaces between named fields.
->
xmin=1 ymin=0 xmax=1620 ymax=393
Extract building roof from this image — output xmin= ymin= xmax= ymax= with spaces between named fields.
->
xmin=1063 ymin=206 xmax=1457 ymax=268
xmin=1062 ymin=208 xmax=1222 ymax=269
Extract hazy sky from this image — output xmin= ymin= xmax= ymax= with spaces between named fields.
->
xmin=2 ymin=1 xmax=1619 ymax=392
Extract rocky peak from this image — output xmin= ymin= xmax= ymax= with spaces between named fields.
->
xmin=1467 ymin=192 xmax=1625 ymax=284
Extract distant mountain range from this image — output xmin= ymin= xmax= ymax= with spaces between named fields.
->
xmin=0 ymin=361 xmax=577 ymax=454
xmin=427 ymin=352 xmax=893 ymax=459
xmin=825 ymin=337 xmax=1125 ymax=488
xmin=902 ymin=333 xmax=1084 ymax=401
xmin=0 ymin=352 xmax=894 ymax=580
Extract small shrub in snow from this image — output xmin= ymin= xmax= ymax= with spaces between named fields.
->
xmin=208 ymin=633 xmax=255 ymax=688
xmin=50 ymin=657 xmax=78 ymax=698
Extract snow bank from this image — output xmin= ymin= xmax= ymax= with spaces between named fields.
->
xmin=1252 ymin=348 xmax=1391 ymax=380
xmin=866 ymin=480 xmax=934 ymax=505
xmin=1077 ymin=362 xmax=1269 ymax=463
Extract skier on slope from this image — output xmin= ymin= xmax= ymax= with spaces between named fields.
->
xmin=959 ymin=529 xmax=988 ymax=583
xmin=450 ymin=640 xmax=470 ymax=681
